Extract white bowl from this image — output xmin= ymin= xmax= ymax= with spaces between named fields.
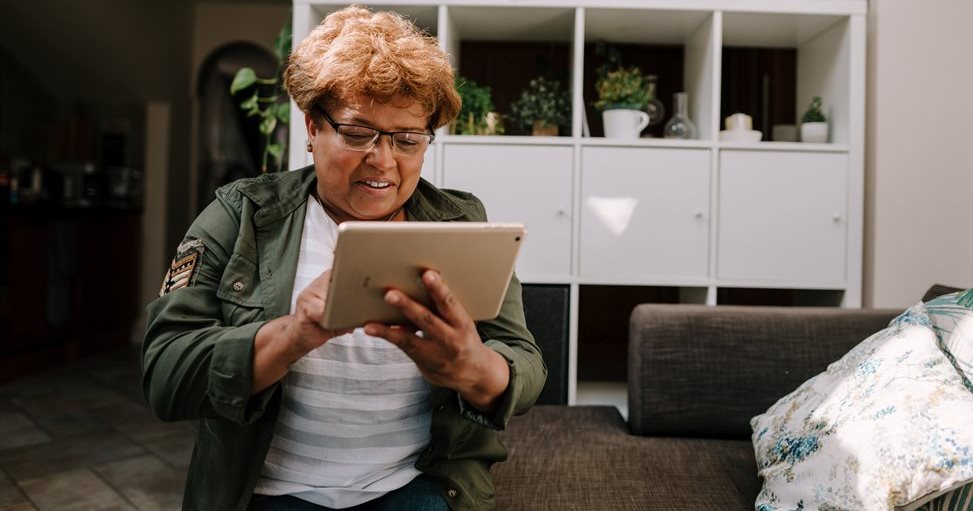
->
xmin=719 ymin=130 xmax=762 ymax=143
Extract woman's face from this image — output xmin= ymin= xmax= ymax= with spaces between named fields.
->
xmin=306 ymin=97 xmax=430 ymax=222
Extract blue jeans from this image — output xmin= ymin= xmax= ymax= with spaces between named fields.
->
xmin=248 ymin=475 xmax=451 ymax=511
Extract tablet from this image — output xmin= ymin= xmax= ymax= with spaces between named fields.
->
xmin=321 ymin=222 xmax=526 ymax=330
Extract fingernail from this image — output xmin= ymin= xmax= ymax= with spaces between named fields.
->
xmin=364 ymin=325 xmax=378 ymax=336
xmin=425 ymin=271 xmax=437 ymax=283
xmin=385 ymin=291 xmax=399 ymax=304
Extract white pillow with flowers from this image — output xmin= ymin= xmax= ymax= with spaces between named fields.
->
xmin=751 ymin=302 xmax=973 ymax=511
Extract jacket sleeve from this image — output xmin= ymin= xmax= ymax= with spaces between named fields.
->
xmin=141 ymin=188 xmax=276 ymax=424
xmin=456 ymin=196 xmax=548 ymax=430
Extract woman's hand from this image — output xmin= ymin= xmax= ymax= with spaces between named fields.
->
xmin=363 ymin=270 xmax=511 ymax=413
xmin=252 ymin=270 xmax=351 ymax=393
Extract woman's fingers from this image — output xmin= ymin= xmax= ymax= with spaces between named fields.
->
xmin=384 ymin=288 xmax=449 ymax=337
xmin=296 ymin=270 xmax=332 ymax=322
xmin=421 ymin=270 xmax=472 ymax=328
xmin=364 ymin=323 xmax=427 ymax=358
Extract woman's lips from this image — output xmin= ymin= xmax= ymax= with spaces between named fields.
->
xmin=355 ymin=178 xmax=397 ymax=195
xmin=358 ymin=179 xmax=393 ymax=189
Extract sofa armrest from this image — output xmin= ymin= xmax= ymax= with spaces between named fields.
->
xmin=627 ymin=304 xmax=899 ymax=440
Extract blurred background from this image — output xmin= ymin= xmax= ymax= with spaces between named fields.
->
xmin=0 ymin=0 xmax=291 ymax=382
xmin=0 ymin=1 xmax=970 ymax=510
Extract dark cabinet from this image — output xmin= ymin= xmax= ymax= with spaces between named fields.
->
xmin=0 ymin=207 xmax=141 ymax=381
xmin=522 ymin=284 xmax=570 ymax=405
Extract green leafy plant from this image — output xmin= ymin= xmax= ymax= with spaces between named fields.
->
xmin=801 ymin=96 xmax=826 ymax=123
xmin=594 ymin=67 xmax=652 ymax=111
xmin=509 ymin=77 xmax=570 ymax=131
xmin=453 ymin=76 xmax=497 ymax=135
xmin=229 ymin=22 xmax=292 ymax=172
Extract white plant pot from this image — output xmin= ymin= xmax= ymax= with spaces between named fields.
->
xmin=800 ymin=122 xmax=828 ymax=143
xmin=603 ymin=109 xmax=650 ymax=140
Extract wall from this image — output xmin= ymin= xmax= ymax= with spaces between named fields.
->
xmin=864 ymin=0 xmax=973 ymax=308
xmin=189 ymin=2 xmax=291 ymax=217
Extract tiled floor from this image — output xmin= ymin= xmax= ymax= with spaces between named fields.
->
xmin=0 ymin=345 xmax=189 ymax=510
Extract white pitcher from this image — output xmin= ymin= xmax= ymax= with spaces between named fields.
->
xmin=603 ymin=108 xmax=650 ymax=139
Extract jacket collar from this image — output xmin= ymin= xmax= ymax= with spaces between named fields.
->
xmin=234 ymin=164 xmax=468 ymax=225
xmin=406 ymin=178 xmax=468 ymax=221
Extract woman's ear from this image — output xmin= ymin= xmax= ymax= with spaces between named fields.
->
xmin=305 ymin=111 xmax=318 ymax=139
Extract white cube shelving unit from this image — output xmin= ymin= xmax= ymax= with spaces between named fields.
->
xmin=289 ymin=0 xmax=868 ymax=408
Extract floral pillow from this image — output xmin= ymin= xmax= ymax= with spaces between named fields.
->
xmin=926 ymin=288 xmax=973 ymax=387
xmin=751 ymin=303 xmax=973 ymax=511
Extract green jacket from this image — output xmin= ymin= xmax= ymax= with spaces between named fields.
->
xmin=141 ymin=166 xmax=546 ymax=511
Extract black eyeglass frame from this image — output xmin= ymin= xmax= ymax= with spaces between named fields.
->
xmin=312 ymin=104 xmax=436 ymax=152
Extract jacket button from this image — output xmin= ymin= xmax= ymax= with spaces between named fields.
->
xmin=437 ymin=404 xmax=446 ymax=412
xmin=232 ymin=281 xmax=245 ymax=292
xmin=447 ymin=489 xmax=458 ymax=498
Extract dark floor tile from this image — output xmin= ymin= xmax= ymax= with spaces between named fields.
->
xmin=0 ymin=469 xmax=37 ymax=511
xmin=138 ymin=430 xmax=194 ymax=470
xmin=10 ymin=382 xmax=130 ymax=440
xmin=0 ymin=397 xmax=17 ymax=413
xmin=93 ymin=400 xmax=193 ymax=444
xmin=18 ymin=468 xmax=134 ymax=511
xmin=80 ymin=348 xmax=145 ymax=404
xmin=0 ymin=431 xmax=145 ymax=482
xmin=0 ymin=411 xmax=51 ymax=451
xmin=93 ymin=455 xmax=184 ymax=511
xmin=0 ymin=367 xmax=93 ymax=400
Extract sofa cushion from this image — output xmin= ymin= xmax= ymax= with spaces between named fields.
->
xmin=628 ymin=305 xmax=898 ymax=440
xmin=493 ymin=405 xmax=760 ymax=510
xmin=750 ymin=303 xmax=973 ymax=511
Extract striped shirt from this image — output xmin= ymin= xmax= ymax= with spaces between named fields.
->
xmin=253 ymin=196 xmax=431 ymax=508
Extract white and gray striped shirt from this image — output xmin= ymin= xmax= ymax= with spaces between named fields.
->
xmin=253 ymin=196 xmax=431 ymax=508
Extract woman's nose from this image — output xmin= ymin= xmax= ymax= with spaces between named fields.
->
xmin=365 ymin=134 xmax=396 ymax=168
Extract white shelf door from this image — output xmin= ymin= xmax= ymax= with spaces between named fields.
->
xmin=718 ymin=150 xmax=848 ymax=286
xmin=442 ymin=144 xmax=573 ymax=281
xmin=580 ymin=147 xmax=711 ymax=282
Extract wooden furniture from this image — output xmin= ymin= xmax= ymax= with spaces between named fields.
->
xmin=0 ymin=206 xmax=141 ymax=382
xmin=288 ymin=0 xmax=867 ymax=406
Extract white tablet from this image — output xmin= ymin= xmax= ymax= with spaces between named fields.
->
xmin=321 ymin=222 xmax=526 ymax=330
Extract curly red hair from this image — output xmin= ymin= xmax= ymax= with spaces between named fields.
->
xmin=284 ymin=5 xmax=460 ymax=129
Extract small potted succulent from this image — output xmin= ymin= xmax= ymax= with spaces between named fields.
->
xmin=800 ymin=96 xmax=828 ymax=143
xmin=453 ymin=77 xmax=503 ymax=135
xmin=509 ymin=77 xmax=570 ymax=136
xmin=594 ymin=66 xmax=652 ymax=139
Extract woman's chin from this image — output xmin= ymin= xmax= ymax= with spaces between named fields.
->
xmin=349 ymin=205 xmax=397 ymax=221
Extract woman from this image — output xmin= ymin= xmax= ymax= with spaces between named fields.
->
xmin=142 ymin=6 xmax=546 ymax=511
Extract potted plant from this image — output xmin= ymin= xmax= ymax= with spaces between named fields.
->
xmin=229 ymin=21 xmax=292 ymax=172
xmin=509 ymin=77 xmax=570 ymax=136
xmin=800 ymin=96 xmax=828 ymax=143
xmin=595 ymin=66 xmax=651 ymax=139
xmin=453 ymin=77 xmax=503 ymax=135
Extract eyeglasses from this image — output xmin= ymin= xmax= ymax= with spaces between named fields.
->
xmin=313 ymin=105 xmax=435 ymax=157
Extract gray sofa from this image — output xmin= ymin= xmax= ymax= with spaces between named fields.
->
xmin=491 ymin=304 xmax=899 ymax=510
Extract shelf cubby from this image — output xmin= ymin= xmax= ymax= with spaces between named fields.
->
xmin=582 ymin=8 xmax=717 ymax=140
xmin=721 ymin=12 xmax=852 ymax=144
xmin=445 ymin=5 xmax=576 ymax=137
xmin=577 ymin=285 xmax=707 ymax=383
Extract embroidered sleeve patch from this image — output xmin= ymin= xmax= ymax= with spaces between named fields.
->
xmin=159 ymin=239 xmax=206 ymax=296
